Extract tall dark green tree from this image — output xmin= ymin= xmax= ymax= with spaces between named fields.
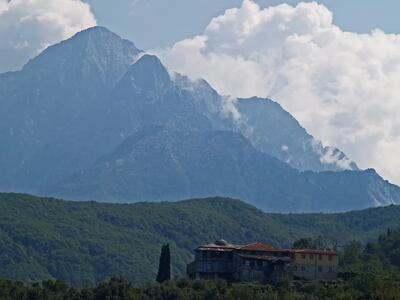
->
xmin=156 ymin=244 xmax=171 ymax=283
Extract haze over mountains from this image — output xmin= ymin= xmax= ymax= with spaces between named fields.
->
xmin=1 ymin=26 xmax=399 ymax=212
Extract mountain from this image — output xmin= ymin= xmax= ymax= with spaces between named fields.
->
xmin=175 ymin=75 xmax=358 ymax=172
xmin=0 ymin=28 xmax=210 ymax=193
xmin=50 ymin=126 xmax=297 ymax=206
xmin=50 ymin=126 xmax=400 ymax=212
xmin=235 ymin=97 xmax=358 ymax=172
xmin=1 ymin=193 xmax=400 ymax=286
xmin=174 ymin=74 xmax=359 ymax=172
xmin=0 ymin=27 xmax=142 ymax=191
xmin=104 ymin=54 xmax=212 ymax=133
xmin=0 ymin=26 xmax=399 ymax=212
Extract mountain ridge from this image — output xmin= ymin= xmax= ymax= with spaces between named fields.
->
xmin=235 ymin=97 xmax=358 ymax=172
xmin=49 ymin=126 xmax=400 ymax=212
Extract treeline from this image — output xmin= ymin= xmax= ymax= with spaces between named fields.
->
xmin=2 ymin=229 xmax=400 ymax=299
xmin=0 ymin=276 xmax=398 ymax=300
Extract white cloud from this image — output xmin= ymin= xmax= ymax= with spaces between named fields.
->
xmin=158 ymin=0 xmax=400 ymax=184
xmin=0 ymin=0 xmax=96 ymax=72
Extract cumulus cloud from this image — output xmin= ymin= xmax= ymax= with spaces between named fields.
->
xmin=0 ymin=0 xmax=96 ymax=72
xmin=158 ymin=0 xmax=400 ymax=184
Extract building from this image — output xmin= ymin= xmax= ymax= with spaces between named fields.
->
xmin=292 ymin=249 xmax=338 ymax=281
xmin=187 ymin=239 xmax=338 ymax=283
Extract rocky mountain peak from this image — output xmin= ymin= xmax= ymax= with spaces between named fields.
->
xmin=122 ymin=54 xmax=171 ymax=91
xmin=22 ymin=26 xmax=142 ymax=89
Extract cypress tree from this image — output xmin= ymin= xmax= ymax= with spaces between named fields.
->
xmin=156 ymin=244 xmax=171 ymax=283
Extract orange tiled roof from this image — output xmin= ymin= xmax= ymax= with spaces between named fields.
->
xmin=239 ymin=242 xmax=278 ymax=252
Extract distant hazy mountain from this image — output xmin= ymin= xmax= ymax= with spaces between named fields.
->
xmin=0 ymin=26 xmax=398 ymax=212
xmin=235 ymin=97 xmax=358 ymax=172
xmin=175 ymin=76 xmax=358 ymax=172
xmin=0 ymin=28 xmax=212 ymax=192
xmin=51 ymin=126 xmax=400 ymax=212
xmin=0 ymin=27 xmax=142 ymax=191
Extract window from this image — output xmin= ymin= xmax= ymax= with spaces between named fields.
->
xmin=309 ymin=254 xmax=314 ymax=260
xmin=206 ymin=263 xmax=212 ymax=271
xmin=262 ymin=261 xmax=267 ymax=267
xmin=293 ymin=265 xmax=297 ymax=271
xmin=301 ymin=266 xmax=306 ymax=271
xmin=302 ymin=254 xmax=306 ymax=259
xmin=257 ymin=260 xmax=262 ymax=267
xmin=318 ymin=266 xmax=322 ymax=272
xmin=329 ymin=267 xmax=334 ymax=273
xmin=245 ymin=260 xmax=250 ymax=267
xmin=328 ymin=255 xmax=333 ymax=261
xmin=318 ymin=254 xmax=322 ymax=260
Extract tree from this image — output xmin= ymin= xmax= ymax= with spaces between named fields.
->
xmin=156 ymin=244 xmax=171 ymax=283
xmin=292 ymin=236 xmax=339 ymax=250
xmin=341 ymin=241 xmax=363 ymax=266
xmin=292 ymin=238 xmax=316 ymax=249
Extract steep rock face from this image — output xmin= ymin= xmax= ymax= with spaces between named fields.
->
xmin=235 ymin=97 xmax=358 ymax=172
xmin=0 ymin=29 xmax=212 ymax=192
xmin=23 ymin=26 xmax=141 ymax=93
xmin=173 ymin=73 xmax=232 ymax=130
xmin=15 ymin=54 xmax=213 ymax=192
xmin=176 ymin=76 xmax=358 ymax=173
xmin=104 ymin=55 xmax=212 ymax=134
xmin=50 ymin=126 xmax=400 ymax=212
xmin=0 ymin=27 xmax=142 ymax=191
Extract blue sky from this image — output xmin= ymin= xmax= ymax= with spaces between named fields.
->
xmin=85 ymin=0 xmax=400 ymax=49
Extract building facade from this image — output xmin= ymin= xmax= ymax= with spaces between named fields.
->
xmin=187 ymin=240 xmax=338 ymax=283
xmin=292 ymin=249 xmax=338 ymax=280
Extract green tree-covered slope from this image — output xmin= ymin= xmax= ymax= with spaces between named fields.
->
xmin=1 ymin=193 xmax=400 ymax=286
xmin=4 ymin=229 xmax=400 ymax=299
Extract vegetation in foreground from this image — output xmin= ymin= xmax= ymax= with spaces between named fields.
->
xmin=2 ymin=229 xmax=400 ymax=299
xmin=0 ymin=276 xmax=398 ymax=300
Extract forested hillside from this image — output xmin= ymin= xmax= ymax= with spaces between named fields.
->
xmin=1 ymin=193 xmax=400 ymax=286
xmin=2 ymin=229 xmax=400 ymax=299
